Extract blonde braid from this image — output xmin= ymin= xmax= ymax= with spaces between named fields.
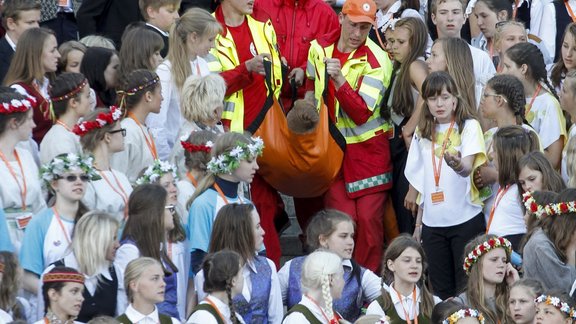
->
xmin=321 ymin=273 xmax=334 ymax=320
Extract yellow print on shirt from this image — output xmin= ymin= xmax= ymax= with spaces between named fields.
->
xmin=434 ymin=129 xmax=461 ymax=158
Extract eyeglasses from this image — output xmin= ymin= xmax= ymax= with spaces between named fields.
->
xmin=165 ymin=205 xmax=176 ymax=215
xmin=482 ymin=92 xmax=508 ymax=103
xmin=108 ymin=128 xmax=126 ymax=137
xmin=57 ymin=174 xmax=90 ymax=182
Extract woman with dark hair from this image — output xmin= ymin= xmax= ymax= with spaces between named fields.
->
xmin=36 ymin=266 xmax=85 ymax=324
xmin=115 ymin=184 xmax=181 ymax=319
xmin=80 ymin=47 xmax=119 ymax=107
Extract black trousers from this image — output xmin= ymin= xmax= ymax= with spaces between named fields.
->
xmin=389 ymin=122 xmax=414 ymax=234
xmin=422 ymin=212 xmax=486 ymax=300
xmin=41 ymin=12 xmax=78 ymax=45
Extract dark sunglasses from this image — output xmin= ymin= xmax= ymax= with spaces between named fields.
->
xmin=108 ymin=128 xmax=127 ymax=137
xmin=165 ymin=205 xmax=176 ymax=215
xmin=57 ymin=174 xmax=90 ymax=182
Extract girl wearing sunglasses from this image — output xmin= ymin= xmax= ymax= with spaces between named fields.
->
xmin=20 ymin=153 xmax=99 ymax=302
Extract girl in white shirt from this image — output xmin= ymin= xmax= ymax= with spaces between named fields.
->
xmin=77 ymin=107 xmax=133 ymax=223
xmin=486 ymin=126 xmax=539 ymax=249
xmin=148 ymin=8 xmax=222 ymax=159
xmin=501 ymin=42 xmax=566 ymax=169
xmin=40 ymin=72 xmax=90 ymax=164
xmin=117 ymin=257 xmax=180 ymax=324
xmin=405 ymin=71 xmax=487 ymax=300
xmin=365 ymin=235 xmax=439 ymax=322
xmin=283 ymin=251 xmax=344 ymax=324
xmin=111 ymin=70 xmax=162 ymax=183
xmin=187 ymin=251 xmax=245 ymax=324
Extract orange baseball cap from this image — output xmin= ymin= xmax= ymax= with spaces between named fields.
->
xmin=342 ymin=0 xmax=377 ymax=25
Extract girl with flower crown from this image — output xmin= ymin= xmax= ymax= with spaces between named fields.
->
xmin=431 ymin=300 xmax=486 ymax=324
xmin=135 ymin=160 xmax=189 ymax=318
xmin=0 ymin=87 xmax=46 ymax=253
xmin=40 ymin=72 xmax=91 ymax=165
xmin=110 ymin=69 xmax=163 ymax=183
xmin=519 ymin=191 xmax=558 ymax=254
xmin=523 ymin=188 xmax=576 ymax=292
xmin=35 ymin=266 xmax=85 ymax=324
xmin=76 ymin=107 xmax=133 ymax=223
xmin=459 ymin=234 xmax=518 ymax=324
xmin=20 ymin=153 xmax=99 ymax=305
xmin=177 ymin=130 xmax=217 ymax=212
xmin=170 ymin=74 xmax=225 ymax=178
xmin=187 ymin=132 xmax=262 ymax=275
xmin=283 ymin=250 xmax=345 ymax=324
xmin=404 ymin=72 xmax=487 ymax=300
xmin=533 ymin=291 xmax=576 ymax=324
xmin=365 ymin=235 xmax=440 ymax=323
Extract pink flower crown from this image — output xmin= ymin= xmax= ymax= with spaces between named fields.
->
xmin=535 ymin=295 xmax=576 ymax=320
xmin=72 ymin=106 xmax=122 ymax=136
xmin=0 ymin=95 xmax=37 ymax=114
xmin=463 ymin=237 xmax=512 ymax=274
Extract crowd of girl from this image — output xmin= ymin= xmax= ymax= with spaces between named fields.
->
xmin=3 ymin=0 xmax=576 ymax=322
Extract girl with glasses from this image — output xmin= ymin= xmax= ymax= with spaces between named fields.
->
xmin=20 ymin=153 xmax=98 ymax=307
xmin=135 ymin=160 xmax=189 ymax=318
xmin=76 ymin=107 xmax=132 ymax=224
xmin=116 ymin=184 xmax=181 ymax=320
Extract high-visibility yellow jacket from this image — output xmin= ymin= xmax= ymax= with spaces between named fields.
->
xmin=206 ymin=11 xmax=283 ymax=133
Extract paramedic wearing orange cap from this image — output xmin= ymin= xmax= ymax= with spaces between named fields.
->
xmin=305 ymin=0 xmax=394 ymax=271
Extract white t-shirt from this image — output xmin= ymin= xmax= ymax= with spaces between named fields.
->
xmin=486 ymin=184 xmax=527 ymax=237
xmin=405 ymin=119 xmax=486 ymax=227
xmin=525 ymin=91 xmax=566 ymax=149
xmin=83 ymin=169 xmax=132 ymax=223
xmin=39 ymin=124 xmax=82 ymax=165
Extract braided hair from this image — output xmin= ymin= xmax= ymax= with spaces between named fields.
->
xmin=203 ymin=250 xmax=243 ymax=324
xmin=300 ymin=251 xmax=343 ymax=321
xmin=486 ymin=74 xmax=526 ymax=125
xmin=505 ymin=42 xmax=558 ymax=100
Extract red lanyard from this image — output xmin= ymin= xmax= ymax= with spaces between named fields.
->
xmin=187 ymin=172 xmax=198 ymax=187
xmin=205 ymin=296 xmax=227 ymax=323
xmin=56 ymin=120 xmax=72 ymax=132
xmin=98 ymin=170 xmax=129 ymax=219
xmin=0 ymin=149 xmax=27 ymax=210
xmin=394 ymin=287 xmax=419 ymax=324
xmin=128 ymin=112 xmax=158 ymax=160
xmin=566 ymin=0 xmax=576 ymax=22
xmin=431 ymin=119 xmax=456 ymax=190
xmin=486 ymin=185 xmax=511 ymax=233
xmin=52 ymin=207 xmax=72 ymax=245
xmin=305 ymin=294 xmax=342 ymax=324
xmin=525 ymin=84 xmax=542 ymax=117
xmin=214 ymin=182 xmax=243 ymax=204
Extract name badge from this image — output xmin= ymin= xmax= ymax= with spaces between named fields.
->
xmin=16 ymin=213 xmax=33 ymax=230
xmin=431 ymin=189 xmax=445 ymax=204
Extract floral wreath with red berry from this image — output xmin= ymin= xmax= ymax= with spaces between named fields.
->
xmin=181 ymin=140 xmax=213 ymax=153
xmin=535 ymin=295 xmax=576 ymax=320
xmin=72 ymin=106 xmax=122 ymax=136
xmin=463 ymin=237 xmax=512 ymax=274
xmin=522 ymin=191 xmax=549 ymax=219
xmin=543 ymin=200 xmax=576 ymax=216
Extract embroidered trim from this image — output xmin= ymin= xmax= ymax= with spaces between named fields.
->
xmin=51 ymin=79 xmax=88 ymax=102
xmin=43 ymin=272 xmax=85 ymax=284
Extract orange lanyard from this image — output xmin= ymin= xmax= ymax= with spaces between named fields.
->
xmin=0 ymin=150 xmax=27 ymax=210
xmin=205 ymin=296 xmax=227 ymax=323
xmin=214 ymin=182 xmax=243 ymax=204
xmin=128 ymin=112 xmax=158 ymax=159
xmin=305 ymin=294 xmax=341 ymax=323
xmin=486 ymin=185 xmax=511 ymax=233
xmin=512 ymin=0 xmax=519 ymax=19
xmin=431 ymin=119 xmax=456 ymax=190
xmin=56 ymin=120 xmax=72 ymax=132
xmin=566 ymin=0 xmax=576 ymax=22
xmin=98 ymin=170 xmax=129 ymax=219
xmin=525 ymin=84 xmax=542 ymax=117
xmin=187 ymin=172 xmax=198 ymax=187
xmin=394 ymin=287 xmax=419 ymax=324
xmin=52 ymin=207 xmax=72 ymax=245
